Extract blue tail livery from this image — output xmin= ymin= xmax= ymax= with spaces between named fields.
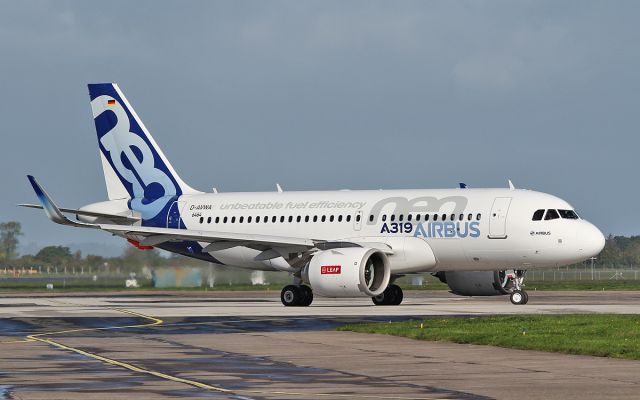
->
xmin=88 ymin=83 xmax=200 ymax=223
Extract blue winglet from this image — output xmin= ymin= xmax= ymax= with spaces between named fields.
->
xmin=27 ymin=175 xmax=88 ymax=227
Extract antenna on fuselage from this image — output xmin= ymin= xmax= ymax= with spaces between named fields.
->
xmin=212 ymin=187 xmax=219 ymax=194
xmin=276 ymin=183 xmax=283 ymax=193
xmin=508 ymin=180 xmax=515 ymax=190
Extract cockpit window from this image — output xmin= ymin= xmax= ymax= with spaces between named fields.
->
xmin=558 ymin=209 xmax=579 ymax=219
xmin=544 ymin=209 xmax=560 ymax=220
xmin=532 ymin=209 xmax=545 ymax=221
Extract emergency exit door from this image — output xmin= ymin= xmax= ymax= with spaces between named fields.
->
xmin=488 ymin=197 xmax=512 ymax=239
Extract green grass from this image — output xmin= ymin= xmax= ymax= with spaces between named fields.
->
xmin=525 ymin=280 xmax=640 ymax=291
xmin=0 ymin=278 xmax=288 ymax=292
xmin=338 ymin=314 xmax=640 ymax=360
xmin=399 ymin=280 xmax=640 ymax=291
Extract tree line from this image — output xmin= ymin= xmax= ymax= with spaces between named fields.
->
xmin=2 ymin=221 xmax=640 ymax=270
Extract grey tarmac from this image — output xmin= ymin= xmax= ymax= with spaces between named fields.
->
xmin=0 ymin=290 xmax=638 ymax=399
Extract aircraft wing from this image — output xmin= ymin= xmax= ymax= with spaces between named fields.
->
xmin=25 ymin=175 xmax=316 ymax=251
xmin=18 ymin=203 xmax=140 ymax=224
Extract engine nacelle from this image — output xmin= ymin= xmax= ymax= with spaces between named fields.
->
xmin=436 ymin=270 xmax=516 ymax=296
xmin=304 ymin=248 xmax=391 ymax=297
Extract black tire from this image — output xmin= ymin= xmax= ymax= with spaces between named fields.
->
xmin=510 ymin=290 xmax=526 ymax=305
xmin=298 ymin=285 xmax=314 ymax=307
xmin=281 ymin=285 xmax=301 ymax=306
xmin=521 ymin=290 xmax=529 ymax=305
xmin=372 ymin=285 xmax=397 ymax=306
xmin=390 ymin=284 xmax=403 ymax=305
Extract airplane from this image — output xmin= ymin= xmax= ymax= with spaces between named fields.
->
xmin=22 ymin=83 xmax=606 ymax=307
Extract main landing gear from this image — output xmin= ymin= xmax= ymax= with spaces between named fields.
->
xmin=509 ymin=270 xmax=528 ymax=305
xmin=372 ymin=284 xmax=403 ymax=306
xmin=281 ymin=285 xmax=313 ymax=307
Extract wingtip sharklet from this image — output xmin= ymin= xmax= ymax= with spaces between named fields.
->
xmin=26 ymin=175 xmax=92 ymax=228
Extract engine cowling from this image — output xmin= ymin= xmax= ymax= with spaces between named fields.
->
xmin=304 ymin=248 xmax=391 ymax=297
xmin=436 ymin=270 xmax=516 ymax=296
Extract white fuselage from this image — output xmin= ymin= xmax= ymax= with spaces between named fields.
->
xmin=112 ymin=187 xmax=605 ymax=274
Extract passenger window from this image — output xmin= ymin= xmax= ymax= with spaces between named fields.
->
xmin=239 ymin=216 xmax=244 ymax=223
xmin=305 ymin=215 xmax=310 ymax=222
xmin=459 ymin=214 xmax=464 ymax=221
xmin=207 ymin=217 xmax=211 ymax=224
xmin=382 ymin=215 xmax=387 ymax=222
xmin=399 ymin=214 xmax=404 ymax=222
xmin=407 ymin=214 xmax=413 ymax=222
xmin=356 ymin=214 xmax=361 ymax=222
xmin=476 ymin=213 xmax=481 ymax=221
xmin=321 ymin=215 xmax=326 ymax=222
xmin=416 ymin=214 xmax=421 ymax=221
xmin=231 ymin=216 xmax=236 ymax=223
xmin=199 ymin=217 xmax=204 ymax=224
xmin=272 ymin=216 xmax=277 ymax=223
xmin=330 ymin=215 xmax=335 ymax=222
xmin=424 ymin=214 xmax=430 ymax=221
xmin=338 ymin=215 xmax=343 ymax=222
xmin=313 ymin=215 xmax=318 ymax=222
xmin=558 ymin=209 xmax=579 ymax=219
xmin=296 ymin=216 xmax=301 ymax=223
xmin=247 ymin=216 xmax=252 ymax=223
xmin=451 ymin=214 xmax=455 ymax=221
xmin=390 ymin=215 xmax=396 ymax=222
xmin=280 ymin=216 xmax=285 ymax=223
xmin=467 ymin=213 xmax=472 ymax=221
xmin=442 ymin=214 xmax=447 ymax=221
xmin=532 ymin=209 xmax=545 ymax=221
xmin=264 ymin=216 xmax=268 ymax=223
xmin=256 ymin=216 xmax=260 ymax=223
xmin=346 ymin=215 xmax=351 ymax=222
xmin=545 ymin=209 xmax=560 ymax=220
xmin=223 ymin=216 xmax=228 ymax=223
xmin=215 ymin=216 xmax=220 ymax=223
xmin=433 ymin=214 xmax=438 ymax=221
xmin=288 ymin=216 xmax=293 ymax=223
xmin=369 ymin=215 xmax=374 ymax=222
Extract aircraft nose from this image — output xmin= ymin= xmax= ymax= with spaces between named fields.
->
xmin=580 ymin=222 xmax=605 ymax=258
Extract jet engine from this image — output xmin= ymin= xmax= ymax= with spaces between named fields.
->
xmin=435 ymin=270 xmax=517 ymax=296
xmin=303 ymin=248 xmax=391 ymax=297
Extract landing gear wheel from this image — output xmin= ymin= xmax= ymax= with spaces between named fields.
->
xmin=510 ymin=290 xmax=528 ymax=305
xmin=281 ymin=285 xmax=301 ymax=307
xmin=298 ymin=285 xmax=314 ymax=307
xmin=390 ymin=284 xmax=403 ymax=305
xmin=372 ymin=284 xmax=403 ymax=306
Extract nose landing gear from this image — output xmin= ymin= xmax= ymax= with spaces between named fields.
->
xmin=508 ymin=270 xmax=528 ymax=305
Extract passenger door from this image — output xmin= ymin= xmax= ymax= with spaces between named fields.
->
xmin=488 ymin=197 xmax=512 ymax=239
xmin=167 ymin=201 xmax=184 ymax=229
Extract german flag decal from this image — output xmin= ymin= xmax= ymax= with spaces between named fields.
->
xmin=107 ymin=99 xmax=116 ymax=106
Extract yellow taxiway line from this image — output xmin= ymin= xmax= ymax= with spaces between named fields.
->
xmin=2 ymin=298 xmax=442 ymax=399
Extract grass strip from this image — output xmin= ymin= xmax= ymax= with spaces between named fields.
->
xmin=338 ymin=314 xmax=640 ymax=360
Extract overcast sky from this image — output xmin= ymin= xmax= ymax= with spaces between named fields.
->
xmin=1 ymin=1 xmax=639 ymax=255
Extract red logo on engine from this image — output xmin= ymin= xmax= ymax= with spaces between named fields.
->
xmin=321 ymin=265 xmax=341 ymax=275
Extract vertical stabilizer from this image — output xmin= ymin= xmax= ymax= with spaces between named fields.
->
xmin=88 ymin=83 xmax=200 ymax=221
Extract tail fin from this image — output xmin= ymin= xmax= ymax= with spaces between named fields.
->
xmin=88 ymin=83 xmax=200 ymax=219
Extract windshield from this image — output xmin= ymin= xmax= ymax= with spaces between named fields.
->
xmin=558 ymin=209 xmax=579 ymax=219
